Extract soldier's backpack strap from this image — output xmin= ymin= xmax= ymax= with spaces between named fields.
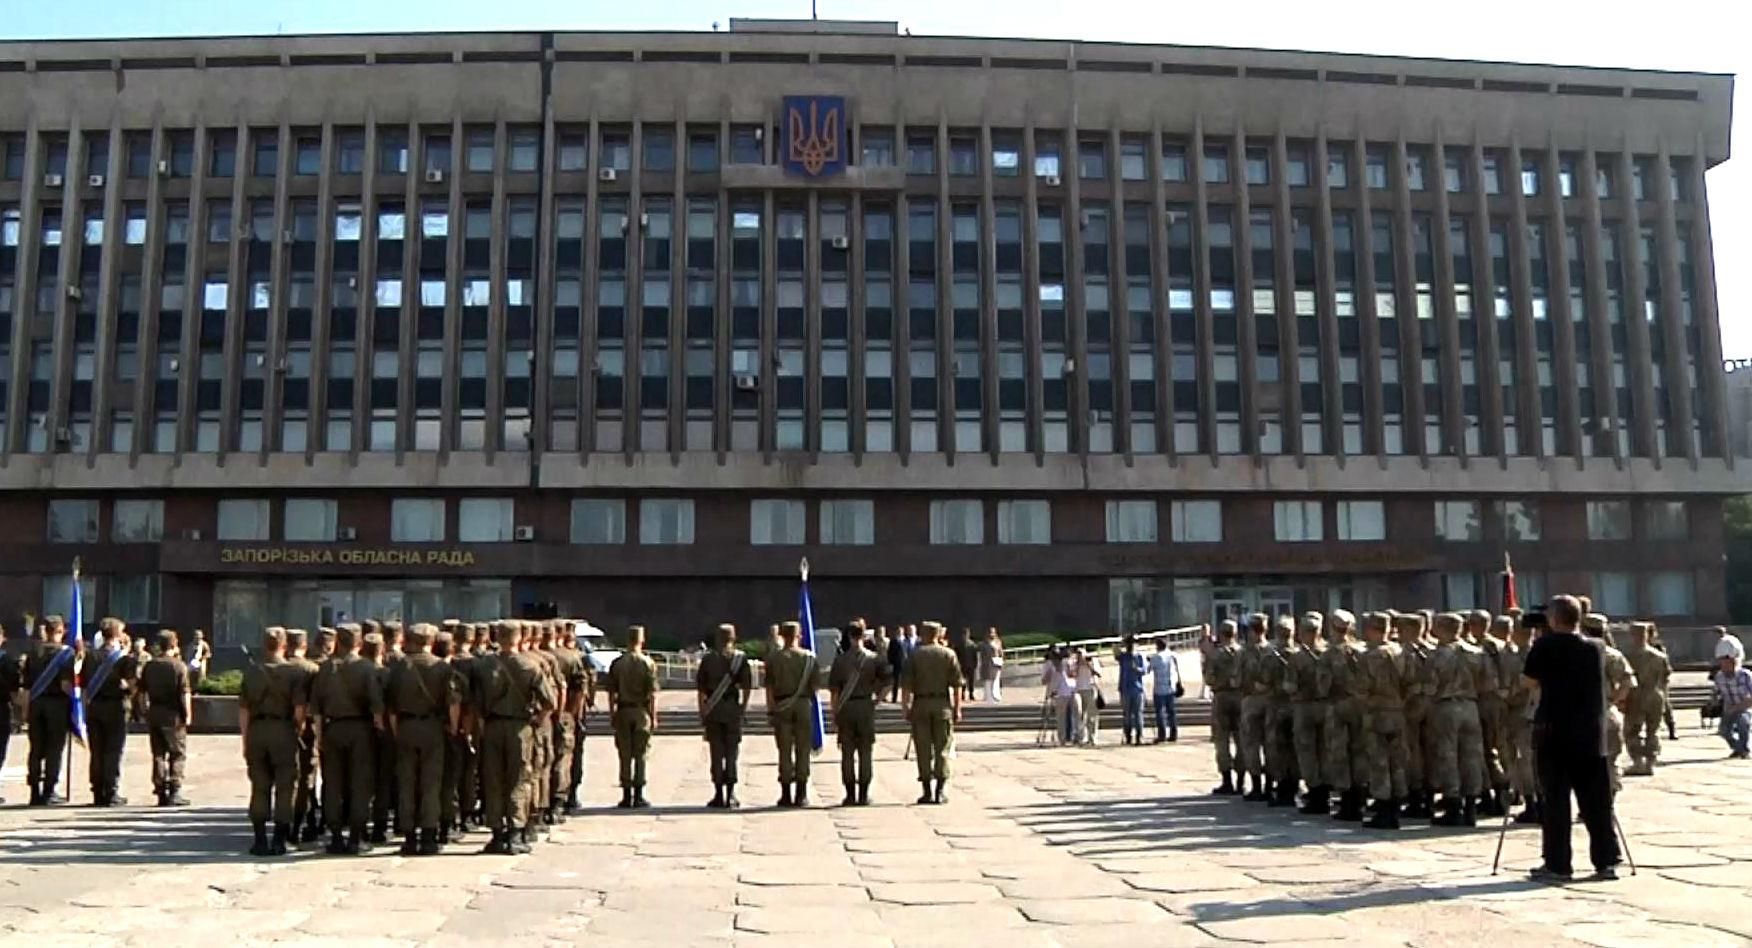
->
xmin=701 ymin=652 xmax=744 ymax=719
xmin=26 ymin=646 xmax=74 ymax=702
xmin=776 ymin=653 xmax=818 ymax=714
xmin=834 ymin=653 xmax=867 ymax=713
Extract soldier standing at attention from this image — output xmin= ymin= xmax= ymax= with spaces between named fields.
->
xmin=475 ymin=621 xmax=555 ymax=854
xmin=1426 ymin=613 xmax=1484 ymax=827
xmin=431 ymin=626 xmax=467 ymax=842
xmin=1468 ymin=610 xmax=1512 ymax=817
xmin=1621 ymin=622 xmax=1671 ymax=777
xmin=450 ymin=622 xmax=482 ymax=832
xmin=84 ymin=617 xmax=139 ymax=806
xmin=1396 ymin=614 xmax=1435 ymax=820
xmin=21 ymin=614 xmax=75 ymax=806
xmin=1360 ymin=612 xmax=1408 ymax=830
xmin=765 ymin=620 xmax=819 ymax=807
xmin=545 ymin=623 xmax=587 ymax=825
xmin=696 ymin=623 xmax=753 ymax=808
xmin=1500 ymin=617 xmax=1539 ymax=824
xmin=902 ymin=622 xmax=963 ymax=804
xmin=1582 ymin=614 xmax=1636 ymax=795
xmin=309 ymin=623 xmax=384 ymax=855
xmin=1284 ymin=612 xmax=1328 ymax=814
xmin=532 ymin=622 xmax=565 ymax=829
xmin=1262 ymin=616 xmax=1298 ymax=807
xmin=360 ymin=630 xmax=398 ymax=845
xmin=140 ymin=629 xmax=192 ymax=807
xmin=1236 ymin=615 xmax=1271 ymax=801
xmin=282 ymin=630 xmax=320 ymax=835
xmin=386 ymin=624 xmax=460 ymax=856
xmin=829 ymin=619 xmax=888 ymax=806
xmin=1203 ymin=621 xmax=1244 ymax=795
xmin=239 ymin=627 xmax=313 ymax=857
xmin=607 ymin=625 xmax=658 ymax=809
xmin=1321 ymin=610 xmax=1369 ymax=821
xmin=564 ymin=629 xmax=596 ymax=815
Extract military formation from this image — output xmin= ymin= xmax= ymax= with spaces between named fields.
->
xmin=1201 ymin=605 xmax=1673 ymax=830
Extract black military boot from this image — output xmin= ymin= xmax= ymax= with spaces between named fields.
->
xmin=1478 ymin=787 xmax=1506 ymax=818
xmin=418 ymin=828 xmax=441 ymax=856
xmin=1212 ymin=773 xmax=1235 ymax=796
xmin=438 ymin=825 xmax=452 ymax=846
xmin=481 ymin=829 xmax=509 ymax=855
xmin=349 ymin=828 xmax=373 ymax=855
xmin=1461 ymin=796 xmax=1479 ymax=827
xmin=1432 ymin=795 xmax=1465 ymax=826
xmin=400 ymin=831 xmax=420 ymax=856
xmin=632 ymin=785 xmax=651 ymax=809
xmin=509 ymin=827 xmax=533 ymax=855
xmin=167 ymin=787 xmax=187 ymax=807
xmin=842 ymin=783 xmax=858 ymax=807
xmin=1333 ymin=788 xmax=1365 ymax=822
xmin=249 ymin=821 xmax=271 ymax=857
xmin=916 ymin=781 xmax=934 ymax=805
xmin=1365 ymin=798 xmax=1401 ymax=830
xmin=778 ymin=783 xmax=794 ymax=807
xmin=1298 ymin=785 xmax=1330 ymax=816
xmin=793 ymin=781 xmax=808 ymax=807
xmin=725 ymin=783 xmax=741 ymax=809
xmin=1514 ymin=799 xmax=1543 ymax=825
xmin=617 ymin=786 xmax=634 ymax=809
xmin=857 ymin=781 xmax=871 ymax=806
xmin=709 ymin=783 xmax=726 ymax=809
xmin=27 ymin=785 xmax=44 ymax=807
xmin=1268 ymin=780 xmax=1295 ymax=807
xmin=1403 ymin=791 xmax=1432 ymax=819
xmin=325 ymin=829 xmax=349 ymax=855
xmin=564 ymin=792 xmax=584 ymax=816
xmin=1243 ymin=775 xmax=1267 ymax=803
xmin=369 ymin=820 xmax=389 ymax=845
xmin=269 ymin=824 xmax=290 ymax=857
xmin=933 ymin=779 xmax=948 ymax=805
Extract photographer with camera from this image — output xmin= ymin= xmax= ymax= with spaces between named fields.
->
xmin=1521 ymin=596 xmax=1623 ymax=883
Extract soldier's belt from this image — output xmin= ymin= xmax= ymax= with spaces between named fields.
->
xmin=842 ymin=693 xmax=875 ymax=702
xmin=324 ymin=714 xmax=367 ymax=722
xmin=252 ymin=714 xmax=289 ymax=721
xmin=397 ymin=713 xmax=439 ymax=720
xmin=913 ymin=692 xmax=949 ymax=699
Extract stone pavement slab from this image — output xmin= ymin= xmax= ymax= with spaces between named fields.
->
xmin=3 ymin=728 xmax=1751 ymax=945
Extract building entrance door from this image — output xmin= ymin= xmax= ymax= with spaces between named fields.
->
xmin=1212 ymin=593 xmax=1249 ymax=629
xmin=1258 ymin=587 xmax=1295 ymax=620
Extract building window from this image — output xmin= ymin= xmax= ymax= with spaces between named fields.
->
xmin=570 ymin=499 xmax=627 ymax=544
xmin=1335 ymin=500 xmax=1385 ymax=541
xmin=42 ymin=574 xmax=97 ymax=630
xmin=1170 ymin=501 xmax=1222 ymax=543
xmin=750 ymin=499 xmax=806 ymax=545
xmin=1647 ymin=571 xmax=1695 ymax=616
xmin=284 ymin=499 xmax=338 ymax=542
xmin=1586 ymin=500 xmax=1633 ymax=540
xmin=640 ymin=499 xmax=695 ymax=545
xmin=1494 ymin=500 xmax=1541 ymax=542
xmin=46 ymin=499 xmax=100 ymax=543
xmin=1644 ymin=501 xmax=1687 ymax=541
xmin=1591 ymin=571 xmax=1635 ymax=615
xmin=929 ymin=499 xmax=984 ymax=545
xmin=109 ymin=575 xmax=161 ymax=623
xmin=1434 ymin=500 xmax=1482 ymax=541
xmin=996 ymin=499 xmax=1051 ymax=545
xmin=819 ymin=499 xmax=874 ymax=545
xmin=458 ymin=498 xmax=514 ymax=542
xmin=217 ymin=499 xmax=271 ymax=541
xmin=1104 ymin=500 xmax=1158 ymax=544
xmin=1273 ymin=500 xmax=1323 ymax=542
xmin=1443 ymin=572 xmax=1481 ymax=610
xmin=391 ymin=498 xmax=447 ymax=542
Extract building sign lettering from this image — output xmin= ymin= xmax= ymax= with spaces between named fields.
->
xmin=219 ymin=547 xmax=477 ymax=568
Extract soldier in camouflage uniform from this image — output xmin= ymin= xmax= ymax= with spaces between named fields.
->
xmin=1263 ymin=615 xmax=1298 ymax=807
xmin=1321 ymin=610 xmax=1370 ymax=821
xmin=1396 ymin=613 xmax=1435 ymax=819
xmin=1360 ymin=612 xmax=1408 ymax=830
xmin=1203 ymin=621 xmax=1244 ymax=795
xmin=1427 ymin=613 xmax=1483 ymax=827
xmin=1236 ymin=615 xmax=1273 ymax=801
xmin=1502 ymin=617 xmax=1540 ymax=824
xmin=1584 ymin=614 xmax=1636 ymax=795
xmin=1284 ymin=612 xmax=1328 ymax=814
xmin=1466 ymin=610 xmax=1511 ymax=817
xmin=283 ymin=629 xmax=322 ymax=840
xmin=1621 ymin=622 xmax=1671 ymax=776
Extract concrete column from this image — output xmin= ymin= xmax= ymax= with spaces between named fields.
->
xmin=1230 ymin=125 xmax=1259 ymax=458
xmin=1021 ymin=121 xmax=1044 ymax=460
xmin=45 ymin=123 xmax=85 ymax=449
xmin=805 ymin=188 xmax=822 ymax=457
xmin=581 ymin=114 xmax=602 ymax=457
xmin=439 ymin=116 xmax=464 ymax=458
xmin=1312 ymin=131 xmax=1343 ymax=460
xmin=623 ymin=120 xmax=644 ymax=459
xmin=483 ymin=120 xmax=508 ymax=458
xmin=218 ymin=123 xmax=250 ymax=457
xmin=1575 ymin=148 xmax=1625 ymax=465
xmin=263 ymin=124 xmax=292 ymax=456
xmin=1389 ymin=136 xmax=1427 ymax=460
xmin=0 ymin=120 xmax=39 ymax=455
xmin=88 ymin=118 xmax=127 ymax=462
xmin=1147 ymin=122 xmax=1172 ymax=459
xmin=1605 ymin=145 xmax=1658 ymax=460
xmin=1650 ymin=146 xmax=1695 ymax=464
xmin=174 ymin=120 xmax=211 ymax=457
xmin=1536 ymin=136 xmax=1584 ymax=464
xmin=1350 ymin=137 xmax=1386 ymax=459
xmin=668 ymin=116 xmax=686 ymax=460
xmin=1683 ymin=138 xmax=1728 ymax=465
xmin=980 ymin=123 xmax=1000 ymax=461
xmin=1503 ymin=138 xmax=1544 ymax=460
xmin=1270 ymin=131 xmax=1300 ymax=457
xmin=1190 ymin=118 xmax=1216 ymax=458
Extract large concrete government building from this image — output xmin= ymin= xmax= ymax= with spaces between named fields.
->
xmin=0 ymin=20 xmax=1740 ymax=645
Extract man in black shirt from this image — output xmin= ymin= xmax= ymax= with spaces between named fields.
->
xmin=1521 ymin=595 xmax=1622 ymax=882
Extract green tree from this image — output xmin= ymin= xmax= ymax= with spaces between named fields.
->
xmin=1725 ymin=495 xmax=1752 ymax=623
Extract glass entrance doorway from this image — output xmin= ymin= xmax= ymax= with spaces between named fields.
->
xmin=213 ymin=578 xmax=512 ymax=647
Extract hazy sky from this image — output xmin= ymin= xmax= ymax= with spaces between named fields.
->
xmin=6 ymin=0 xmax=1744 ymax=357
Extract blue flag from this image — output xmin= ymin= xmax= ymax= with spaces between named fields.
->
xmin=798 ymin=577 xmax=826 ymax=753
xmin=69 ymin=568 xmax=87 ymax=747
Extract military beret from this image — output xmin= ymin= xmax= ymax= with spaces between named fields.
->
xmin=1330 ymin=609 xmax=1356 ymax=628
xmin=155 ymin=629 xmax=178 ymax=650
xmin=1582 ymin=613 xmax=1608 ymax=632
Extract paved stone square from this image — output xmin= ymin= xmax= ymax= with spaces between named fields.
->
xmin=2 ymin=725 xmax=1750 ymax=947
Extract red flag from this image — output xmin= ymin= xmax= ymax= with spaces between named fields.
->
xmin=1501 ymin=552 xmax=1519 ymax=613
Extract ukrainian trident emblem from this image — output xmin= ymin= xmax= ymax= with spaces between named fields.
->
xmin=782 ymin=95 xmax=847 ymax=178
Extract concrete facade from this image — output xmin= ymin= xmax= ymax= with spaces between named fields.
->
xmin=0 ymin=25 xmax=1740 ymax=642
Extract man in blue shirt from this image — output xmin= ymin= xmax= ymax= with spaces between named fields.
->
xmin=1150 ymin=638 xmax=1182 ymax=743
xmin=1117 ymin=638 xmax=1148 ymax=746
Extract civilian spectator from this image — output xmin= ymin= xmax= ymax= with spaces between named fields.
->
xmin=979 ymin=629 xmax=1004 ymax=703
xmin=1117 ymin=638 xmax=1147 ymax=745
xmin=1074 ymin=647 xmax=1102 ymax=746
xmin=1522 ymin=595 xmax=1623 ymax=883
xmin=1150 ymin=638 xmax=1182 ymax=743
xmin=1714 ymin=651 xmax=1752 ymax=759
xmin=1715 ymin=626 xmax=1745 ymax=663
xmin=1043 ymin=648 xmax=1080 ymax=745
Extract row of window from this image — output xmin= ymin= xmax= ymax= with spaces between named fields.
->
xmin=0 ymin=127 xmax=1695 ymax=204
xmin=1440 ymin=568 xmax=1696 ymax=617
xmin=42 ymin=496 xmax=1691 ymax=547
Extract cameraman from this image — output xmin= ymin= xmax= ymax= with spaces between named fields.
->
xmin=1521 ymin=595 xmax=1622 ymax=883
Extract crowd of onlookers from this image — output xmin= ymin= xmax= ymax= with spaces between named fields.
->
xmin=1038 ymin=637 xmax=1182 ymax=746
